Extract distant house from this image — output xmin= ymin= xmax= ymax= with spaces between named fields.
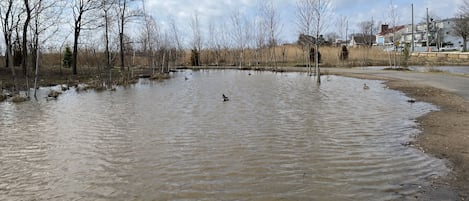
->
xmin=349 ymin=34 xmax=376 ymax=47
xmin=375 ymin=19 xmax=468 ymax=52
xmin=399 ymin=18 xmax=466 ymax=51
xmin=376 ymin=24 xmax=406 ymax=46
xmin=297 ymin=34 xmax=329 ymax=46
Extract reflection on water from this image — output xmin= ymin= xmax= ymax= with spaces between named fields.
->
xmin=0 ymin=70 xmax=447 ymax=200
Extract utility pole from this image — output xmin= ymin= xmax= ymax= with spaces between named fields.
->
xmin=370 ymin=17 xmax=374 ymax=47
xmin=426 ymin=8 xmax=429 ymax=52
xmin=411 ymin=4 xmax=414 ymax=52
xmin=346 ymin=20 xmax=348 ymax=45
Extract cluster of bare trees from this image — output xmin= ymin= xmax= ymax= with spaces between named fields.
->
xmin=1 ymin=0 xmax=65 ymax=95
xmin=0 ymin=0 xmax=143 ymax=94
xmin=296 ymin=0 xmax=331 ymax=83
xmin=1 ymin=0 xmax=336 ymax=94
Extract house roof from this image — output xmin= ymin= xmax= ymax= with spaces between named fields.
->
xmin=378 ymin=25 xmax=406 ymax=35
xmin=351 ymin=35 xmax=376 ymax=44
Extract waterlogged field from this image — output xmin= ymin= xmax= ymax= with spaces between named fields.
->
xmin=0 ymin=70 xmax=447 ymax=200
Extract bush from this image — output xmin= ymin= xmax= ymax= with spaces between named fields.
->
xmin=339 ymin=45 xmax=349 ymax=61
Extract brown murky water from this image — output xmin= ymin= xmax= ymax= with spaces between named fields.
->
xmin=0 ymin=70 xmax=447 ymax=200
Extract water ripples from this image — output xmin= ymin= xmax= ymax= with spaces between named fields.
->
xmin=0 ymin=70 xmax=447 ymax=200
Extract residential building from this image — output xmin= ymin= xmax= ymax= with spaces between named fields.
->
xmin=376 ymin=24 xmax=406 ymax=46
xmin=378 ymin=18 xmax=467 ymax=52
xmin=349 ymin=34 xmax=376 ymax=47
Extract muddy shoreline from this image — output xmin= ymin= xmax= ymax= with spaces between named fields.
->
xmin=330 ymin=71 xmax=469 ymax=200
xmin=387 ymin=80 xmax=468 ymax=200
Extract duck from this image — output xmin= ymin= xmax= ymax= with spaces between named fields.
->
xmin=222 ymin=94 xmax=229 ymax=102
xmin=363 ymin=83 xmax=370 ymax=90
xmin=407 ymin=99 xmax=416 ymax=103
xmin=61 ymin=85 xmax=69 ymax=91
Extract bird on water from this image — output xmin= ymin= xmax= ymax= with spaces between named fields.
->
xmin=222 ymin=94 xmax=229 ymax=102
xmin=363 ymin=83 xmax=370 ymax=90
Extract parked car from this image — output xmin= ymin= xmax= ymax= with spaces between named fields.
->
xmin=440 ymin=46 xmax=460 ymax=52
xmin=383 ymin=46 xmax=404 ymax=52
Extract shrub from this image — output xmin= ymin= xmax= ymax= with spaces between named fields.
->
xmin=63 ymin=46 xmax=73 ymax=68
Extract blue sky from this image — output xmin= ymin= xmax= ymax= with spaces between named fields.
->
xmin=145 ymin=0 xmax=462 ymax=43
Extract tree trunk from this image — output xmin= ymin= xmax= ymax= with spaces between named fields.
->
xmin=119 ymin=33 xmax=125 ymax=71
xmin=22 ymin=0 xmax=32 ymax=97
xmin=316 ymin=43 xmax=320 ymax=84
xmin=33 ymin=46 xmax=39 ymax=99
xmin=105 ymin=8 xmax=112 ymax=88
xmin=22 ymin=0 xmax=31 ymax=76
xmin=463 ymin=36 xmax=467 ymax=52
xmin=119 ymin=0 xmax=126 ymax=71
xmin=7 ymin=42 xmax=17 ymax=92
xmin=72 ymin=28 xmax=79 ymax=75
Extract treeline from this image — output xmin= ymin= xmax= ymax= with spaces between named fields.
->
xmin=1 ymin=0 xmax=295 ymax=93
xmin=7 ymin=0 xmax=466 ymax=94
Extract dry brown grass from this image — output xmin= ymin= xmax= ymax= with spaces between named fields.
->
xmin=2 ymin=44 xmax=467 ymax=93
xmin=189 ymin=45 xmax=393 ymax=68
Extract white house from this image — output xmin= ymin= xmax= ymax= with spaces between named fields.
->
xmin=375 ymin=18 xmax=469 ymax=52
xmin=376 ymin=24 xmax=406 ymax=46
xmin=398 ymin=18 xmax=467 ymax=51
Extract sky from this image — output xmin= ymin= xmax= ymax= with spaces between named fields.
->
xmin=143 ymin=0 xmax=463 ymax=44
xmin=0 ymin=0 xmax=463 ymax=53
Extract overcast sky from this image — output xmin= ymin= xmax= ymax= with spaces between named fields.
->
xmin=0 ymin=0 xmax=463 ymax=53
xmin=144 ymin=0 xmax=463 ymax=43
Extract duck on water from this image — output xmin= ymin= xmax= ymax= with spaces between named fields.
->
xmin=222 ymin=94 xmax=229 ymax=102
xmin=363 ymin=83 xmax=370 ymax=90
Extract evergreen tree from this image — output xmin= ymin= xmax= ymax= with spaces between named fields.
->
xmin=63 ymin=46 xmax=72 ymax=68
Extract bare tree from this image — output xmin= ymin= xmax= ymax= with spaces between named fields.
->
xmin=453 ymin=0 xmax=469 ymax=52
xmin=207 ymin=19 xmax=217 ymax=65
xmin=254 ymin=16 xmax=266 ymax=66
xmin=31 ymin=0 xmax=65 ymax=98
xmin=139 ymin=7 xmax=159 ymax=74
xmin=190 ymin=11 xmax=202 ymax=66
xmin=296 ymin=0 xmax=315 ymax=36
xmin=0 ymin=0 xmax=19 ymax=91
xmin=116 ymin=0 xmax=141 ymax=71
xmin=70 ymin=0 xmax=101 ymax=75
xmin=388 ymin=0 xmax=399 ymax=68
xmin=336 ymin=15 xmax=348 ymax=42
xmin=169 ymin=17 xmax=183 ymax=66
xmin=22 ymin=0 xmax=32 ymax=80
xmin=230 ymin=10 xmax=252 ymax=68
xmin=296 ymin=0 xmax=315 ymax=75
xmin=296 ymin=0 xmax=331 ymax=83
xmin=358 ymin=20 xmax=376 ymax=46
xmin=260 ymin=0 xmax=281 ymax=69
xmin=100 ymin=0 xmax=117 ymax=88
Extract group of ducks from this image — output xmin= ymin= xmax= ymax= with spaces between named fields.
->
xmin=363 ymin=83 xmax=416 ymax=103
xmin=219 ymin=80 xmax=413 ymax=103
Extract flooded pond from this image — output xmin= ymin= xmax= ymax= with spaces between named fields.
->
xmin=0 ymin=70 xmax=448 ymax=200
